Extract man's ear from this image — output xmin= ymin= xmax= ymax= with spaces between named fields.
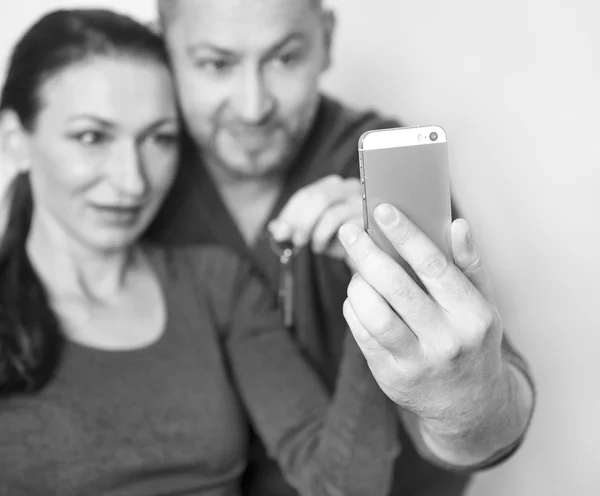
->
xmin=0 ymin=109 xmax=31 ymax=173
xmin=321 ymin=9 xmax=336 ymax=72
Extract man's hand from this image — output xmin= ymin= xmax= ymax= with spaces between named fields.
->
xmin=268 ymin=175 xmax=362 ymax=265
xmin=339 ymin=203 xmax=533 ymax=466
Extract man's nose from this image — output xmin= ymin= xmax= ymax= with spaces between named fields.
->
xmin=106 ymin=140 xmax=147 ymax=199
xmin=233 ymin=66 xmax=275 ymax=124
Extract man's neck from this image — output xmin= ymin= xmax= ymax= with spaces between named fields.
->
xmin=203 ymin=157 xmax=285 ymax=246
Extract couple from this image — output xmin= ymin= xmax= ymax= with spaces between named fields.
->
xmin=0 ymin=2 xmax=535 ymax=495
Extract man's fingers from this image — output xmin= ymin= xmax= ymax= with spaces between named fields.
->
xmin=451 ymin=219 xmax=497 ymax=304
xmin=346 ymin=274 xmax=420 ymax=360
xmin=311 ymin=199 xmax=362 ymax=253
xmin=268 ymin=219 xmax=293 ymax=243
xmin=373 ymin=204 xmax=483 ymax=313
xmin=343 ymin=298 xmax=389 ymax=362
xmin=339 ymin=223 xmax=441 ymax=338
xmin=269 ymin=175 xmax=358 ymax=247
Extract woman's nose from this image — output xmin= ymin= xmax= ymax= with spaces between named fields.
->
xmin=106 ymin=140 xmax=148 ymax=199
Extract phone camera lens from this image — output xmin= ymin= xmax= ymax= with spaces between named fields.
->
xmin=429 ymin=132 xmax=438 ymax=142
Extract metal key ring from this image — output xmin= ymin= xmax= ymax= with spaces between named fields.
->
xmin=268 ymin=235 xmax=300 ymax=259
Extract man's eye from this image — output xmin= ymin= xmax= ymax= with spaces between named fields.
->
xmin=195 ymin=60 xmax=234 ymax=74
xmin=72 ymin=131 xmax=107 ymax=146
xmin=272 ymin=51 xmax=302 ymax=68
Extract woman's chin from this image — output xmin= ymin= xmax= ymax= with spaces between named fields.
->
xmin=81 ymin=224 xmax=146 ymax=253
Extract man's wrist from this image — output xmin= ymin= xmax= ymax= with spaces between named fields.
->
xmin=418 ymin=361 xmax=534 ymax=468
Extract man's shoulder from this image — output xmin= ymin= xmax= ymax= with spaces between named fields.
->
xmin=319 ymin=94 xmax=401 ymax=141
xmin=301 ymin=95 xmax=401 ymax=178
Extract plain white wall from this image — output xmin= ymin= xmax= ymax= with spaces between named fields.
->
xmin=2 ymin=1 xmax=599 ymax=495
xmin=323 ymin=1 xmax=600 ymax=495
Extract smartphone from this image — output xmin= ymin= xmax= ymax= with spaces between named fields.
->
xmin=358 ymin=125 xmax=452 ymax=282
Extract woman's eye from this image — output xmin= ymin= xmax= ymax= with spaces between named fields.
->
xmin=153 ymin=132 xmax=179 ymax=147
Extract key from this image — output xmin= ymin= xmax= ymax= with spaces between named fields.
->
xmin=268 ymin=237 xmax=297 ymax=331
xmin=278 ymin=242 xmax=295 ymax=330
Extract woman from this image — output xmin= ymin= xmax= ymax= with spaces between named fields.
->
xmin=0 ymin=9 xmax=399 ymax=496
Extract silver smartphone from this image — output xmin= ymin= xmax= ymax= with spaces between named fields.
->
xmin=358 ymin=125 xmax=452 ymax=281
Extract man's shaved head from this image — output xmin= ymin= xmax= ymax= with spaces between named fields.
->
xmin=157 ymin=0 xmax=323 ymax=25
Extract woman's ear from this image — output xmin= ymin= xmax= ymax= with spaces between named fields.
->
xmin=0 ymin=109 xmax=31 ymax=240
xmin=0 ymin=109 xmax=31 ymax=174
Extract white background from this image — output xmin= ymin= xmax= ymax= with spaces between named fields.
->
xmin=2 ymin=1 xmax=600 ymax=494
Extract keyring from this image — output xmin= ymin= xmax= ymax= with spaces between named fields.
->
xmin=268 ymin=235 xmax=299 ymax=330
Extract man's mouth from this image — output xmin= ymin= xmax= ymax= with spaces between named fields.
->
xmin=226 ymin=123 xmax=281 ymax=150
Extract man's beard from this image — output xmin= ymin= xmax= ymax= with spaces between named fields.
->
xmin=204 ymin=121 xmax=309 ymax=182
xmin=190 ymin=98 xmax=321 ymax=182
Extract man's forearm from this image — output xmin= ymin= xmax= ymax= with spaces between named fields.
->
xmin=418 ymin=361 xmax=534 ymax=469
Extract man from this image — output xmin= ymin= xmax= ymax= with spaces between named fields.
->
xmin=147 ymin=0 xmax=535 ymax=494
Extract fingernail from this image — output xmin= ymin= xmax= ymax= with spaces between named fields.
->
xmin=271 ymin=230 xmax=284 ymax=242
xmin=293 ymin=233 xmax=307 ymax=247
xmin=464 ymin=225 xmax=471 ymax=244
xmin=270 ymin=221 xmax=290 ymax=241
xmin=375 ymin=203 xmax=397 ymax=227
xmin=339 ymin=223 xmax=359 ymax=245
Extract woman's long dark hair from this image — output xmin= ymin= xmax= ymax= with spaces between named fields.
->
xmin=0 ymin=9 xmax=169 ymax=396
